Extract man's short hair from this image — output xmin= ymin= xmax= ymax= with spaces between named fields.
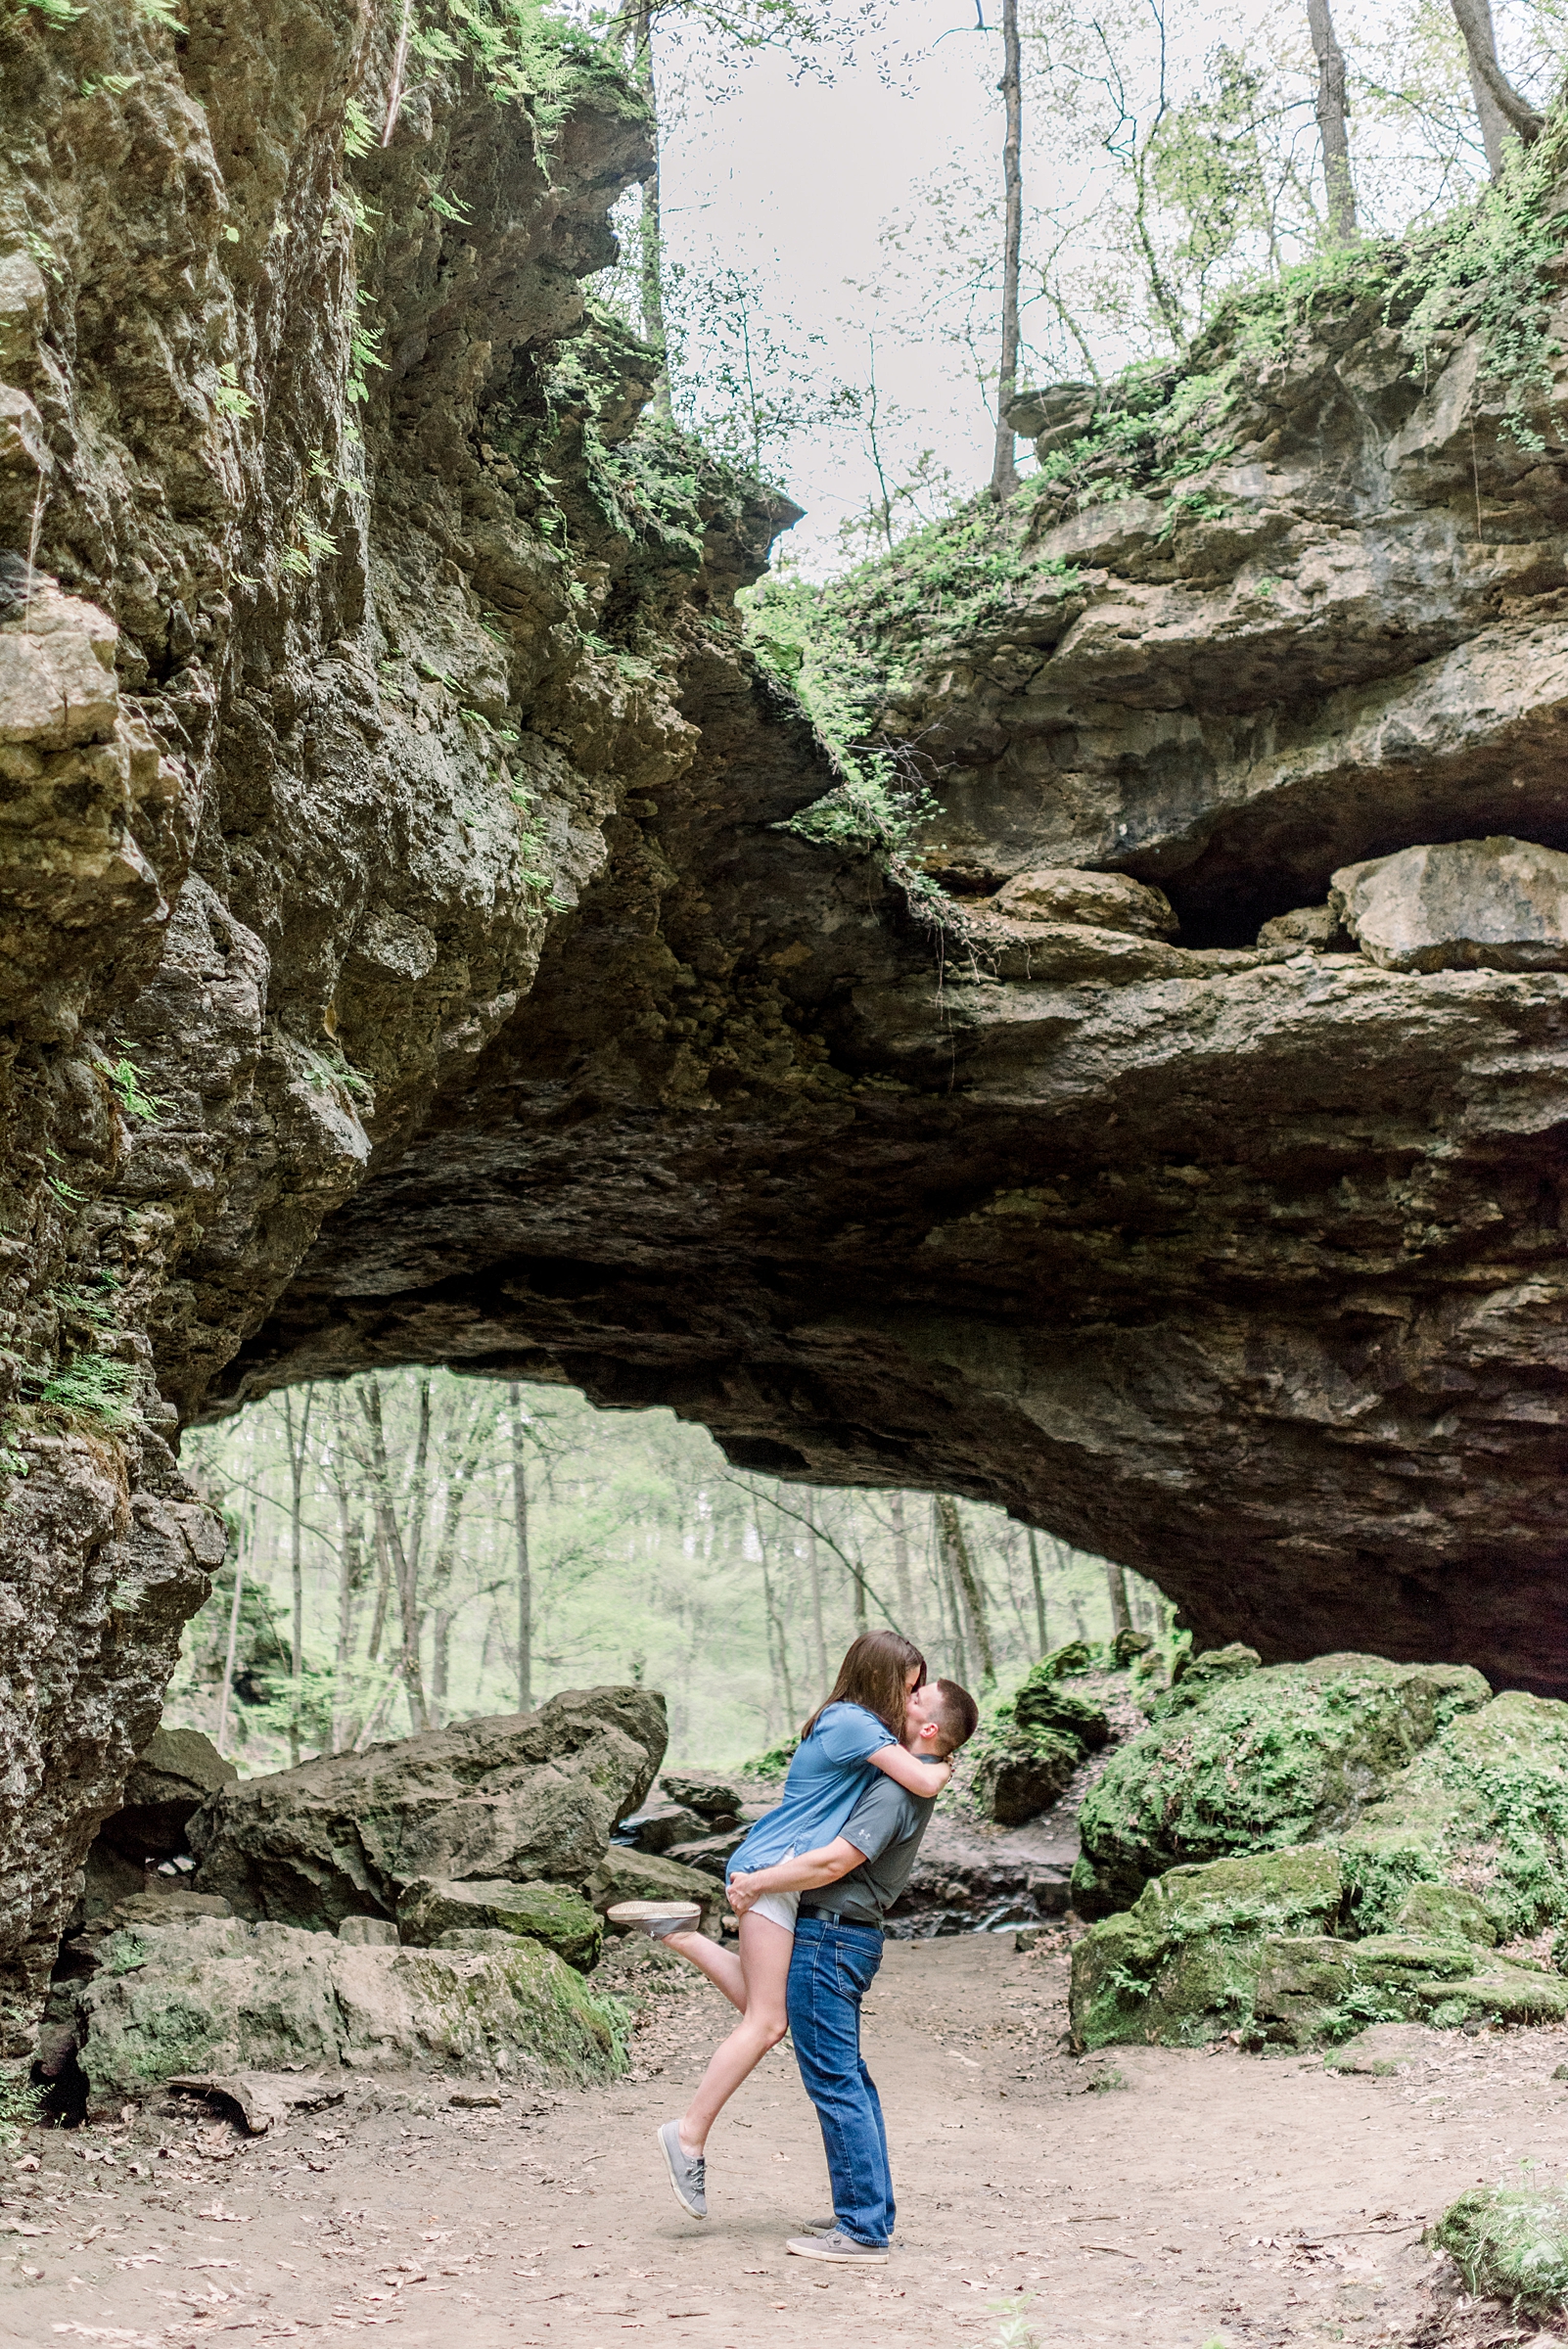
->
xmin=933 ymin=1679 xmax=980 ymax=1754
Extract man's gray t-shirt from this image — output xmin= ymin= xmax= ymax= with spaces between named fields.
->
xmin=802 ymin=1773 xmax=936 ymax=1928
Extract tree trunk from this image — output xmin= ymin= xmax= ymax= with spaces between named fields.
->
xmin=330 ymin=1434 xmax=363 ymax=1754
xmin=889 ymin=1491 xmax=916 ymax=1643
xmin=358 ymin=1374 xmax=429 ymax=1731
xmin=630 ymin=2 xmax=672 ymax=418
xmin=1307 ymin=0 xmax=1357 ymax=240
xmin=281 ymin=1385 xmax=314 ymax=1767
xmin=1027 ymin=1528 xmax=1048 ymax=1655
xmin=805 ymin=1493 xmax=828 ymax=1695
xmin=425 ymin=1403 xmax=494 ymax=1727
xmin=509 ymin=1384 xmax=533 ymax=1712
xmin=846 ymin=1498 xmax=868 ymax=1635
xmin=215 ymin=1543 xmax=246 ymax=1761
xmin=936 ymin=1496 xmax=995 ymax=1685
xmin=754 ymin=1495 xmax=794 ymax=1734
xmin=1105 ymin=1560 xmax=1132 ymax=1638
xmin=990 ymin=0 xmax=1023 ymax=498
xmin=1450 ymin=0 xmax=1544 ymax=174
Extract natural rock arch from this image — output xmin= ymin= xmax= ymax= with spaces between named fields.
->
xmin=2 ymin=0 xmax=1567 ymax=2047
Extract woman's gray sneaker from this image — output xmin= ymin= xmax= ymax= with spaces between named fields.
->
xmin=608 ymin=1901 xmax=702 ymax=1941
xmin=785 ymin=2230 xmax=888 ymax=2264
xmin=658 ymin=2119 xmax=708 ymax=2219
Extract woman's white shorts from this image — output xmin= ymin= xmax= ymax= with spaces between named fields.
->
xmin=747 ymin=1887 xmax=800 ymax=1933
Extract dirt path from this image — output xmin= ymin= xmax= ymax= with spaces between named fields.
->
xmin=6 ymin=1932 xmax=1568 ymax=2349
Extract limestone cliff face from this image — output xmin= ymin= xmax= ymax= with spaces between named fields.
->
xmin=3 ymin=0 xmax=1568 ymax=2050
xmin=0 ymin=0 xmax=779 ymax=2048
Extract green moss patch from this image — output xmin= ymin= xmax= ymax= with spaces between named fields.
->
xmin=1432 ymin=2186 xmax=1568 ymax=2314
xmin=397 ymin=1878 xmax=604 ymax=1972
xmin=1070 ymin=1846 xmax=1343 ymax=2051
xmin=1075 ymin=1654 xmax=1490 ymax=1915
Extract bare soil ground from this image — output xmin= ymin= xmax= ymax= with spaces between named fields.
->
xmin=6 ymin=1931 xmax=1568 ymax=2349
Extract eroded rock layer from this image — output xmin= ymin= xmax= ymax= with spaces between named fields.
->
xmin=4 ymin=2 xmax=1568 ymax=2045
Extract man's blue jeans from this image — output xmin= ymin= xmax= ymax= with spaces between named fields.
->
xmin=786 ymin=1913 xmax=892 ymax=2248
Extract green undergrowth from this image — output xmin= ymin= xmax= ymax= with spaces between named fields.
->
xmin=495 ymin=302 xmax=780 ymax=626
xmin=745 ymin=112 xmax=1566 ymax=883
xmin=742 ymin=500 xmax=1082 ymax=789
xmin=1036 ymin=107 xmax=1568 ymax=504
xmin=389 ymin=0 xmax=643 ymax=145
xmin=39 ymin=1352 xmax=137 ymax=1433
xmin=0 ymin=2070 xmax=39 ymax=2152
xmin=1432 ymin=2185 xmax=1568 ymax=2314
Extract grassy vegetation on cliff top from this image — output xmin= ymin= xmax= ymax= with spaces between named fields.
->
xmin=743 ymin=115 xmax=1567 ymax=864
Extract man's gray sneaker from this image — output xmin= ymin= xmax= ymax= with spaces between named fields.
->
xmin=658 ymin=2119 xmax=707 ymax=2219
xmin=786 ymin=2230 xmax=888 ymax=2264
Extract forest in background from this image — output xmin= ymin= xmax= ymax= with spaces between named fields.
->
xmin=166 ymin=1371 xmax=1169 ymax=1773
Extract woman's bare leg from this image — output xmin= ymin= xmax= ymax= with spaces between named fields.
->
xmin=677 ymin=1913 xmax=794 ymax=2154
xmin=663 ymin=1926 xmax=748 ymax=2014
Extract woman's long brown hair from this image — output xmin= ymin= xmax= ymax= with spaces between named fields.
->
xmin=801 ymin=1629 xmax=927 ymax=1742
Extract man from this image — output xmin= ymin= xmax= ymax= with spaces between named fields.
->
xmin=728 ymin=1676 xmax=980 ymax=2267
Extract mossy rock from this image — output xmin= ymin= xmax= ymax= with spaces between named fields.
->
xmin=1164 ymin=1642 xmax=1263 ymax=1705
xmin=1070 ymin=1845 xmax=1344 ymax=2050
xmin=1250 ymin=1932 xmax=1568 ymax=2050
xmin=977 ymin=1729 xmax=1081 ymax=1826
xmin=1012 ymin=1671 xmax=1109 ymax=1750
xmin=1034 ymin=1640 xmax=1093 ymax=1681
xmin=75 ymin=1914 xmax=623 ymax=2095
xmin=1341 ymin=1689 xmax=1568 ymax=1941
xmin=1391 ymin=1882 xmax=1497 ymax=1945
xmin=1074 ymin=1653 xmax=1491 ymax=1916
xmin=396 ymin=1878 xmax=604 ymax=1972
xmin=1432 ymin=2186 xmax=1568 ymax=2314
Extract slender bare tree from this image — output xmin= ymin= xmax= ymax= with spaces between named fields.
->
xmin=1105 ymin=1560 xmax=1132 ymax=1638
xmin=358 ymin=1374 xmax=430 ymax=1732
xmin=1027 ymin=1528 xmax=1048 ymax=1655
xmin=280 ymin=1385 xmax=315 ymax=1766
xmin=509 ymin=1384 xmax=533 ymax=1712
xmin=1307 ymin=0 xmax=1357 ymax=240
xmin=936 ymin=1495 xmax=996 ymax=1686
xmin=804 ymin=1492 xmax=828 ymax=1694
xmin=992 ymin=0 xmax=1024 ymax=497
xmin=1450 ymin=0 xmax=1544 ymax=176
xmin=889 ymin=1491 xmax=916 ymax=1645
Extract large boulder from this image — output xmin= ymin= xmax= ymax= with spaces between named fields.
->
xmin=396 ymin=1877 xmax=603 ymax=1971
xmin=1330 ymin=836 xmax=1568 ymax=973
xmin=1071 ymin=1846 xmax=1345 ymax=2050
xmin=990 ymin=866 xmax=1178 ymax=939
xmin=1067 ymin=1659 xmax=1568 ymax=2052
xmin=71 ymin=1912 xmax=622 ymax=2096
xmin=1340 ymin=1689 xmax=1568 ymax=1939
xmin=1070 ymin=1845 xmax=1568 ymax=2052
xmin=95 ymin=1727 xmax=238 ymax=1862
xmin=1073 ymin=1653 xmax=1491 ymax=1914
xmin=976 ymin=1730 xmax=1082 ymax=1827
xmin=188 ymin=1688 xmax=665 ymax=1933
